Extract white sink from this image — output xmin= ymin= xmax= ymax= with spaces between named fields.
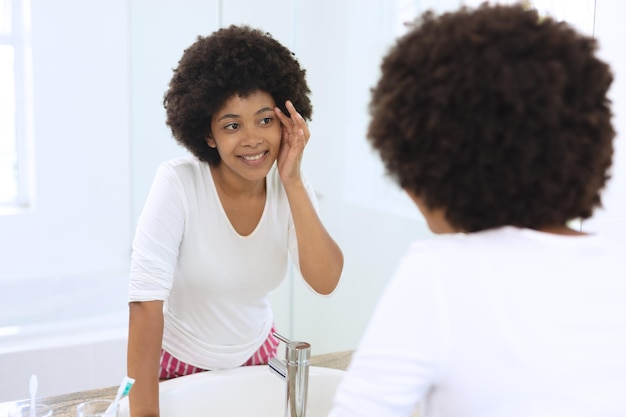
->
xmin=118 ymin=365 xmax=344 ymax=417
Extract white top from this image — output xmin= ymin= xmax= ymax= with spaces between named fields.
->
xmin=129 ymin=156 xmax=318 ymax=369
xmin=329 ymin=226 xmax=626 ymax=417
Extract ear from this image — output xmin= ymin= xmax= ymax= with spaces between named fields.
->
xmin=206 ymin=134 xmax=217 ymax=148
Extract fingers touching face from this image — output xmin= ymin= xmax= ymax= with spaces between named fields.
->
xmin=274 ymin=100 xmax=310 ymax=143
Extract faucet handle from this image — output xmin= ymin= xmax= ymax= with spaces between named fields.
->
xmin=273 ymin=332 xmax=311 ymax=363
xmin=269 ymin=332 xmax=311 ymax=417
xmin=273 ymin=332 xmax=292 ymax=345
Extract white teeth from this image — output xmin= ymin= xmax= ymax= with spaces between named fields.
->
xmin=241 ymin=152 xmax=265 ymax=161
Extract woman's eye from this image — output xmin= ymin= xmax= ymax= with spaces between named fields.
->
xmin=225 ymin=123 xmax=239 ymax=130
xmin=260 ymin=117 xmax=273 ymax=125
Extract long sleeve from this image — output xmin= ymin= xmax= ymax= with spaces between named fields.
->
xmin=328 ymin=247 xmax=447 ymax=417
xmin=129 ymin=162 xmax=186 ymax=302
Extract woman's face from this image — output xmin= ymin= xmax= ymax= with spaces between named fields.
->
xmin=207 ymin=90 xmax=282 ymax=185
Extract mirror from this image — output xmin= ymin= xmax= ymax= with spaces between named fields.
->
xmin=0 ymin=0 xmax=623 ymax=401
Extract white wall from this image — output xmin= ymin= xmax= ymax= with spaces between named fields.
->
xmin=580 ymin=0 xmax=626 ymax=237
xmin=129 ymin=0 xmax=216 ymax=228
xmin=0 ymin=1 xmax=131 ymax=284
xmin=0 ymin=0 xmax=131 ymax=400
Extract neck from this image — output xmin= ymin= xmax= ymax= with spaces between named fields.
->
xmin=210 ymin=165 xmax=265 ymax=199
xmin=536 ymin=225 xmax=587 ymax=236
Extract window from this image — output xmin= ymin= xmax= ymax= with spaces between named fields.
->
xmin=0 ymin=0 xmax=33 ymax=212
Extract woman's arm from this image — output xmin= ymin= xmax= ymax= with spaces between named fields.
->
xmin=284 ymin=181 xmax=343 ymax=294
xmin=275 ymin=101 xmax=344 ymax=295
xmin=127 ymin=300 xmax=164 ymax=417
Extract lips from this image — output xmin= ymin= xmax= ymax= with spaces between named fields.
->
xmin=240 ymin=151 xmax=267 ymax=161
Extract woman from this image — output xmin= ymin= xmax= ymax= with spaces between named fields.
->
xmin=127 ymin=25 xmax=343 ymax=417
xmin=329 ymin=3 xmax=626 ymax=417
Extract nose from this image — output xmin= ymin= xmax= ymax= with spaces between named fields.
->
xmin=241 ymin=127 xmax=263 ymax=147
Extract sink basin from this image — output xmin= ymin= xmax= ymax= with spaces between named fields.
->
xmin=118 ymin=365 xmax=344 ymax=417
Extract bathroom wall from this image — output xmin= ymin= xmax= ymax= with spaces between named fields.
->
xmin=580 ymin=0 xmax=626 ymax=237
xmin=0 ymin=0 xmax=131 ymax=286
xmin=0 ymin=0 xmax=131 ymax=400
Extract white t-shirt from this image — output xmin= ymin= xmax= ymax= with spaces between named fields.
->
xmin=129 ymin=156 xmax=318 ymax=370
xmin=329 ymin=226 xmax=626 ymax=417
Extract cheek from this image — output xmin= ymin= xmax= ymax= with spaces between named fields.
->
xmin=270 ymin=126 xmax=283 ymax=142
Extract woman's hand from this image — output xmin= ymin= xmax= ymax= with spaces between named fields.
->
xmin=274 ymin=100 xmax=310 ymax=186
xmin=274 ymin=100 xmax=343 ymax=295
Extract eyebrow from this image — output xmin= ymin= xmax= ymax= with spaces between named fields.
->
xmin=217 ymin=107 xmax=274 ymax=122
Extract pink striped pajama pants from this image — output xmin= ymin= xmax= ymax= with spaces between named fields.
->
xmin=159 ymin=326 xmax=280 ymax=379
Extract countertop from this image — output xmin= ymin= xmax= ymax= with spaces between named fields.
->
xmin=0 ymin=351 xmax=355 ymax=417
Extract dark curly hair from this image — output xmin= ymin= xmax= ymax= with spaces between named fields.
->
xmin=368 ymin=3 xmax=614 ymax=232
xmin=164 ymin=25 xmax=312 ymax=165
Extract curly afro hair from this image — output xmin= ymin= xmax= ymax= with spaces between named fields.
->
xmin=368 ymin=3 xmax=614 ymax=232
xmin=164 ymin=25 xmax=312 ymax=165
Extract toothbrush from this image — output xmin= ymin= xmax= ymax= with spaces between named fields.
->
xmin=105 ymin=376 xmax=135 ymax=416
xmin=29 ymin=374 xmax=37 ymax=417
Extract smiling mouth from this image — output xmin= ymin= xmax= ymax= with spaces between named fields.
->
xmin=240 ymin=151 xmax=267 ymax=161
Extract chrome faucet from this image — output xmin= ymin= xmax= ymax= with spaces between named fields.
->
xmin=268 ymin=332 xmax=311 ymax=417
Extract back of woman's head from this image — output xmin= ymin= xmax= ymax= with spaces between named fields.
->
xmin=368 ymin=3 xmax=614 ymax=232
xmin=164 ymin=25 xmax=312 ymax=165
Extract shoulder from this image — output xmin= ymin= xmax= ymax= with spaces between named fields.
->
xmin=405 ymin=232 xmax=472 ymax=259
xmin=396 ymin=229 xmax=511 ymax=282
xmin=407 ymin=226 xmax=536 ymax=252
xmin=160 ymin=155 xmax=205 ymax=175
xmin=155 ymin=155 xmax=210 ymax=184
xmin=149 ymin=156 xmax=212 ymax=203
